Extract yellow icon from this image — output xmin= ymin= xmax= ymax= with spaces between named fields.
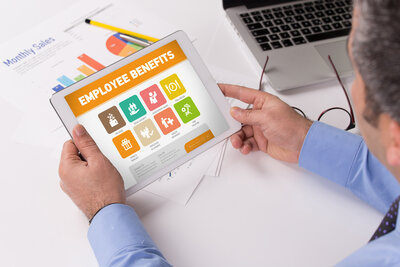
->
xmin=159 ymin=73 xmax=186 ymax=100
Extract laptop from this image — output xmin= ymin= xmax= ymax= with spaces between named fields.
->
xmin=223 ymin=0 xmax=354 ymax=91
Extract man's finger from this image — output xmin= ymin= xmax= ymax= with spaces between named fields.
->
xmin=253 ymin=126 xmax=268 ymax=153
xmin=59 ymin=140 xmax=82 ymax=178
xmin=241 ymin=125 xmax=254 ymax=139
xmin=247 ymin=137 xmax=259 ymax=152
xmin=230 ymin=133 xmax=243 ymax=149
xmin=219 ymin=83 xmax=271 ymax=104
xmin=72 ymin=124 xmax=102 ymax=162
xmin=230 ymin=107 xmax=264 ymax=125
xmin=241 ymin=137 xmax=259 ymax=154
xmin=61 ymin=140 xmax=80 ymax=162
xmin=240 ymin=140 xmax=252 ymax=154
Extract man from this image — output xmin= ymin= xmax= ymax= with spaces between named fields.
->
xmin=59 ymin=0 xmax=400 ymax=266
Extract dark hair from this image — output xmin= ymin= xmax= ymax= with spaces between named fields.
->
xmin=352 ymin=0 xmax=400 ymax=126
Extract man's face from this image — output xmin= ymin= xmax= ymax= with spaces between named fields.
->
xmin=348 ymin=7 xmax=388 ymax=166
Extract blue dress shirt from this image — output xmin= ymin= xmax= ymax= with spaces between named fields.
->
xmin=88 ymin=122 xmax=400 ymax=266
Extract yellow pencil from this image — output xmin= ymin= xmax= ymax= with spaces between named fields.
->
xmin=85 ymin=19 xmax=159 ymax=43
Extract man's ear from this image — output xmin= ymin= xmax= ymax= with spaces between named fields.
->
xmin=387 ymin=120 xmax=400 ymax=166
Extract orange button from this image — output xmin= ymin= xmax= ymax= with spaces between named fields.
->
xmin=112 ymin=130 xmax=140 ymax=158
xmin=184 ymin=130 xmax=214 ymax=153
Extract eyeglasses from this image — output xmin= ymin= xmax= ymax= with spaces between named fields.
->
xmin=256 ymin=55 xmax=356 ymax=131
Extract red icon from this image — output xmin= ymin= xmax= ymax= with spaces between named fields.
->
xmin=154 ymin=108 xmax=181 ymax=135
xmin=140 ymin=84 xmax=167 ymax=111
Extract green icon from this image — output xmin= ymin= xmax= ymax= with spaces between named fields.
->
xmin=119 ymin=95 xmax=147 ymax=122
xmin=174 ymin=97 xmax=200 ymax=123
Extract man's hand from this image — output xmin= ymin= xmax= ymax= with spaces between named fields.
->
xmin=59 ymin=124 xmax=126 ymax=220
xmin=219 ymin=84 xmax=313 ymax=163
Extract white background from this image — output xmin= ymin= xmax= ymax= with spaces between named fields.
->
xmin=0 ymin=0 xmax=383 ymax=267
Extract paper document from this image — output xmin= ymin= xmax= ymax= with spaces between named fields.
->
xmin=0 ymin=0 xmax=175 ymax=148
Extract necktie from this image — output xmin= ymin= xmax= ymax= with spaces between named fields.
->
xmin=370 ymin=195 xmax=400 ymax=242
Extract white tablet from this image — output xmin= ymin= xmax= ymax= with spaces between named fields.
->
xmin=51 ymin=31 xmax=241 ymax=195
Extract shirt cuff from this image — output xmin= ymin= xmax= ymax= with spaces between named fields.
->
xmin=88 ymin=203 xmax=157 ymax=267
xmin=299 ymin=121 xmax=363 ymax=187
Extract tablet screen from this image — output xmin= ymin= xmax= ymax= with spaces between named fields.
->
xmin=64 ymin=41 xmax=229 ymax=189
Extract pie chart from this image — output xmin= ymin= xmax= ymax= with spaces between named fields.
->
xmin=106 ymin=33 xmax=143 ymax=57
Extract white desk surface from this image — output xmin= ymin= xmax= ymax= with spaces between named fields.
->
xmin=0 ymin=0 xmax=383 ymax=266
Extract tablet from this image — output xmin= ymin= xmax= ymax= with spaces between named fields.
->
xmin=51 ymin=31 xmax=241 ymax=195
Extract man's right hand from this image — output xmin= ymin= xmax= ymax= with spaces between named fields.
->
xmin=219 ymin=84 xmax=313 ymax=163
xmin=59 ymin=124 xmax=126 ymax=221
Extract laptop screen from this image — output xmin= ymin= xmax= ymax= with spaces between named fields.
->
xmin=223 ymin=0 xmax=298 ymax=9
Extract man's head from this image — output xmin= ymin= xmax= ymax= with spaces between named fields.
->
xmin=350 ymin=0 xmax=400 ymax=177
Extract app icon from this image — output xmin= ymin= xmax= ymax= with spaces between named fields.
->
xmin=159 ymin=73 xmax=186 ymax=100
xmin=154 ymin=107 xmax=181 ymax=135
xmin=119 ymin=95 xmax=147 ymax=122
xmin=133 ymin=119 xmax=161 ymax=146
xmin=140 ymin=84 xmax=167 ymax=111
xmin=98 ymin=106 xmax=126 ymax=134
xmin=112 ymin=130 xmax=140 ymax=158
xmin=174 ymin=97 xmax=200 ymax=123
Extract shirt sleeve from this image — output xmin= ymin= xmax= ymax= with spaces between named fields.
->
xmin=299 ymin=121 xmax=400 ymax=213
xmin=88 ymin=203 xmax=172 ymax=267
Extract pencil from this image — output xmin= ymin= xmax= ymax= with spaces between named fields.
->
xmin=85 ymin=19 xmax=159 ymax=43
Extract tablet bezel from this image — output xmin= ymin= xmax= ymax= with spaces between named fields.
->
xmin=50 ymin=30 xmax=241 ymax=195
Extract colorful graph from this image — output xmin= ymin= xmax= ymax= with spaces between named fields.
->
xmin=106 ymin=33 xmax=143 ymax=57
xmin=51 ymin=33 xmax=142 ymax=93
xmin=52 ymin=53 xmax=105 ymax=92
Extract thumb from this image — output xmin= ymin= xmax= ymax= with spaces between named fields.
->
xmin=230 ymin=107 xmax=264 ymax=126
xmin=72 ymin=124 xmax=102 ymax=161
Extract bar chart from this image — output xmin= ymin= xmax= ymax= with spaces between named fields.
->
xmin=51 ymin=33 xmax=144 ymax=93
xmin=52 ymin=53 xmax=105 ymax=92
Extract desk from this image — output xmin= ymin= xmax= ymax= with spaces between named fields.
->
xmin=0 ymin=0 xmax=383 ymax=266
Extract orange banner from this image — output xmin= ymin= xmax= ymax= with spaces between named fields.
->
xmin=65 ymin=41 xmax=187 ymax=117
xmin=184 ymin=130 xmax=215 ymax=153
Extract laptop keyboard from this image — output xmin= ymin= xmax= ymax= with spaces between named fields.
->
xmin=239 ymin=0 xmax=353 ymax=51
